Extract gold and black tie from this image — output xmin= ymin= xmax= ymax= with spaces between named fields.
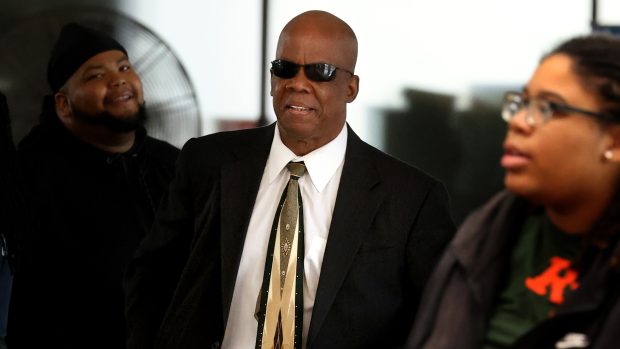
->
xmin=256 ymin=162 xmax=306 ymax=349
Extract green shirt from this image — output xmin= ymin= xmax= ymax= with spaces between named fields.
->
xmin=483 ymin=213 xmax=582 ymax=348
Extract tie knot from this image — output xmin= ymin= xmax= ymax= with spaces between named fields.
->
xmin=286 ymin=161 xmax=306 ymax=179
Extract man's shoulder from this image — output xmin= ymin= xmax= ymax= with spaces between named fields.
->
xmin=144 ymin=136 xmax=180 ymax=163
xmin=17 ymin=124 xmax=50 ymax=151
xmin=352 ymin=136 xmax=440 ymax=189
xmin=198 ymin=124 xmax=272 ymax=143
xmin=16 ymin=124 xmax=64 ymax=165
xmin=181 ymin=125 xmax=273 ymax=155
xmin=171 ymin=125 xmax=273 ymax=173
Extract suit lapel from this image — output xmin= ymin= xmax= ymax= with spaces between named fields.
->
xmin=307 ymin=126 xmax=383 ymax=344
xmin=220 ymin=124 xmax=274 ymax=326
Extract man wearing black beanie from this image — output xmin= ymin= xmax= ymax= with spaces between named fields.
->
xmin=7 ymin=23 xmax=179 ymax=349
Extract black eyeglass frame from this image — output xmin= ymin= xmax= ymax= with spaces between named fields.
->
xmin=502 ymin=91 xmax=616 ymax=126
xmin=270 ymin=59 xmax=354 ymax=82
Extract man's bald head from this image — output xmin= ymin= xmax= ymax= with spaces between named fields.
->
xmin=276 ymin=10 xmax=358 ymax=72
xmin=270 ymin=10 xmax=360 ymax=156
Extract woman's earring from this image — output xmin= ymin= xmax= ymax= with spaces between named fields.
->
xmin=604 ymin=149 xmax=614 ymax=161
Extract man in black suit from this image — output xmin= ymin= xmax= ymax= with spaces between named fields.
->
xmin=125 ymin=10 xmax=455 ymax=349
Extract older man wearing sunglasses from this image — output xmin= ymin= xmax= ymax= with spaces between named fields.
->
xmin=125 ymin=10 xmax=454 ymax=349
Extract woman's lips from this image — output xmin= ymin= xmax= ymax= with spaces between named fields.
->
xmin=501 ymin=145 xmax=531 ymax=169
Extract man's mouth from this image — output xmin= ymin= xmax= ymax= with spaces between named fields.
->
xmin=288 ymin=105 xmax=311 ymax=112
xmin=107 ymin=91 xmax=134 ymax=104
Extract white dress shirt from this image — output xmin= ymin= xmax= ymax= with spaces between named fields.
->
xmin=222 ymin=124 xmax=347 ymax=349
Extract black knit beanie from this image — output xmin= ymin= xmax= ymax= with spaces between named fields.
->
xmin=47 ymin=22 xmax=128 ymax=92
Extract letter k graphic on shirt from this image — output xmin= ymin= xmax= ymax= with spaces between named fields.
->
xmin=525 ymin=256 xmax=579 ymax=304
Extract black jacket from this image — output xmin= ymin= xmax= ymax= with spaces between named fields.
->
xmin=406 ymin=190 xmax=620 ymax=349
xmin=7 ymin=116 xmax=179 ymax=349
xmin=0 ymin=91 xmax=20 ymax=272
xmin=125 ymin=123 xmax=455 ymax=349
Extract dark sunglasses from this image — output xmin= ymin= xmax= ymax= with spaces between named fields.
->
xmin=270 ymin=59 xmax=353 ymax=82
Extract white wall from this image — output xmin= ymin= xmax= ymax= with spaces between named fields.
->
xmin=267 ymin=0 xmax=594 ymax=147
xmin=120 ymin=0 xmax=262 ymax=135
xmin=119 ymin=1 xmax=612 ymax=146
xmin=599 ymin=0 xmax=620 ymax=24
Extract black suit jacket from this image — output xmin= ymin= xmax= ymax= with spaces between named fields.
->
xmin=125 ymin=123 xmax=455 ymax=349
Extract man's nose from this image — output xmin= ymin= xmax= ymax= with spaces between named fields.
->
xmin=285 ymin=68 xmax=312 ymax=92
xmin=110 ymin=72 xmax=127 ymax=87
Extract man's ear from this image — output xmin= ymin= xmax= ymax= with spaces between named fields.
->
xmin=346 ymin=74 xmax=359 ymax=103
xmin=54 ymin=92 xmax=71 ymax=121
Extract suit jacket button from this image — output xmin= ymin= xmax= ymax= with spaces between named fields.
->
xmin=211 ymin=342 xmax=220 ymax=349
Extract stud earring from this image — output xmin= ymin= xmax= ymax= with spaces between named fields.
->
xmin=604 ymin=149 xmax=614 ymax=161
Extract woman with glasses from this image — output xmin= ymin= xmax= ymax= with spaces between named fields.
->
xmin=406 ymin=34 xmax=620 ymax=349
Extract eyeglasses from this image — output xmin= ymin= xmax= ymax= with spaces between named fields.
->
xmin=502 ymin=91 xmax=613 ymax=126
xmin=270 ymin=59 xmax=353 ymax=82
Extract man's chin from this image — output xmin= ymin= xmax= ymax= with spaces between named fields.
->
xmin=105 ymin=117 xmax=143 ymax=133
xmin=105 ymin=110 xmax=147 ymax=133
xmin=110 ymin=103 xmax=141 ymax=118
xmin=71 ymin=104 xmax=147 ymax=133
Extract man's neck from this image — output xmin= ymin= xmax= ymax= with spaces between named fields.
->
xmin=66 ymin=124 xmax=136 ymax=154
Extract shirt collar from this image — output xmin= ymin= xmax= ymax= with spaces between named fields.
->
xmin=266 ymin=123 xmax=348 ymax=193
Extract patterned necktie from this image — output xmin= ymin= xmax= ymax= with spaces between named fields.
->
xmin=256 ymin=162 xmax=306 ymax=349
